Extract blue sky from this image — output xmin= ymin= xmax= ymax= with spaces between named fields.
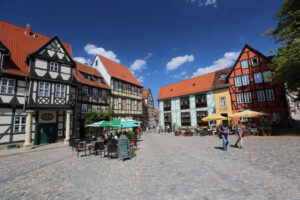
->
xmin=0 ymin=0 xmax=283 ymax=107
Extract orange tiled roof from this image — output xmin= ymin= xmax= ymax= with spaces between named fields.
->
xmin=143 ymin=88 xmax=150 ymax=99
xmin=157 ymin=72 xmax=215 ymax=100
xmin=212 ymin=67 xmax=232 ymax=90
xmin=74 ymin=62 xmax=109 ymax=89
xmin=154 ymin=109 xmax=158 ymax=121
xmin=97 ymin=55 xmax=143 ymax=87
xmin=0 ymin=20 xmax=72 ymax=76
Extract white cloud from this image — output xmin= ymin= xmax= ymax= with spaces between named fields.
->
xmin=186 ymin=0 xmax=217 ymax=7
xmin=137 ymin=76 xmax=144 ymax=83
xmin=130 ymin=59 xmax=147 ymax=72
xmin=205 ymin=0 xmax=217 ymax=7
xmin=73 ymin=57 xmax=89 ymax=64
xmin=84 ymin=44 xmax=120 ymax=63
xmin=166 ymin=55 xmax=194 ymax=71
xmin=192 ymin=51 xmax=240 ymax=77
xmin=171 ymin=71 xmax=187 ymax=79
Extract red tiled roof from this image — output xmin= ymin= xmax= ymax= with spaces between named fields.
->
xmin=158 ymin=72 xmax=215 ymax=100
xmin=212 ymin=67 xmax=232 ymax=89
xmin=97 ymin=55 xmax=143 ymax=87
xmin=74 ymin=62 xmax=109 ymax=89
xmin=0 ymin=20 xmax=72 ymax=76
xmin=154 ymin=109 xmax=158 ymax=121
xmin=143 ymin=88 xmax=150 ymax=99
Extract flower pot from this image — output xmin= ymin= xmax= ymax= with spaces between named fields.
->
xmin=184 ymin=132 xmax=193 ymax=137
xmin=175 ymin=131 xmax=181 ymax=136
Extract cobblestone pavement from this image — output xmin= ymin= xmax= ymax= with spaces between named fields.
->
xmin=0 ymin=133 xmax=299 ymax=200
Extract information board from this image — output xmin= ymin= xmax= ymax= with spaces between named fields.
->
xmin=118 ymin=134 xmax=130 ymax=160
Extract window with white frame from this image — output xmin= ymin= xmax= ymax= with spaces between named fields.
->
xmin=0 ymin=78 xmax=15 ymax=94
xmin=220 ymin=97 xmax=226 ymax=107
xmin=242 ymin=75 xmax=250 ymax=86
xmin=270 ymin=111 xmax=280 ymax=124
xmin=122 ymin=83 xmax=126 ymax=92
xmin=138 ymin=102 xmax=142 ymax=111
xmin=241 ymin=60 xmax=249 ymax=69
xmin=254 ymin=72 xmax=263 ymax=83
xmin=244 ymin=92 xmax=252 ymax=103
xmin=251 ymin=57 xmax=259 ymax=67
xmin=257 ymin=90 xmax=265 ymax=102
xmin=114 ymin=81 xmax=119 ymax=90
xmin=265 ymin=89 xmax=275 ymax=101
xmin=92 ymin=105 xmax=97 ymax=112
xmin=234 ymin=77 xmax=242 ymax=87
xmin=236 ymin=93 xmax=244 ymax=104
xmin=101 ymin=90 xmax=106 ymax=98
xmin=93 ymin=88 xmax=98 ymax=97
xmin=49 ymin=61 xmax=59 ymax=72
xmin=114 ymin=98 xmax=118 ymax=109
xmin=131 ymin=86 xmax=135 ymax=94
xmin=100 ymin=106 xmax=106 ymax=112
xmin=82 ymin=86 xmax=88 ymax=95
xmin=131 ymin=100 xmax=135 ymax=110
xmin=38 ymin=82 xmax=50 ymax=97
xmin=81 ymin=104 xmax=88 ymax=113
xmin=122 ymin=99 xmax=126 ymax=110
xmin=13 ymin=116 xmax=26 ymax=133
xmin=263 ymin=71 xmax=272 ymax=83
xmin=55 ymin=84 xmax=65 ymax=98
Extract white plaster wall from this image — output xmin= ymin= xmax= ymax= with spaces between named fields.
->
xmin=35 ymin=69 xmax=47 ymax=76
xmin=92 ymin=56 xmax=111 ymax=87
xmin=158 ymin=101 xmax=164 ymax=128
xmin=35 ymin=59 xmax=47 ymax=70
xmin=61 ymin=65 xmax=71 ymax=74
xmin=18 ymin=80 xmax=26 ymax=87
xmin=1 ymin=96 xmax=13 ymax=103
xmin=0 ymin=124 xmax=10 ymax=133
xmin=61 ymin=74 xmax=70 ymax=80
xmin=49 ymin=71 xmax=59 ymax=79
xmin=17 ymin=87 xmax=25 ymax=95
xmin=13 ymin=134 xmax=25 ymax=141
xmin=0 ymin=135 xmax=9 ymax=143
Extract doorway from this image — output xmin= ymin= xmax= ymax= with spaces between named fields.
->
xmin=35 ymin=123 xmax=58 ymax=145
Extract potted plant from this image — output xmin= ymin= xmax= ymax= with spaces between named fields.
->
xmin=127 ymin=131 xmax=137 ymax=146
xmin=184 ymin=127 xmax=193 ymax=136
xmin=175 ymin=127 xmax=182 ymax=136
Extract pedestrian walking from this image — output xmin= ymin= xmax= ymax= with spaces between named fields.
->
xmin=157 ymin=126 xmax=160 ymax=133
xmin=235 ymin=120 xmax=243 ymax=148
xmin=218 ymin=121 xmax=230 ymax=151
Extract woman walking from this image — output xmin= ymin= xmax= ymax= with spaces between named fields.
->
xmin=235 ymin=121 xmax=243 ymax=148
xmin=218 ymin=121 xmax=230 ymax=151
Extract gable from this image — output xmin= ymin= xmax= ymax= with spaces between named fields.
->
xmin=28 ymin=36 xmax=74 ymax=65
xmin=0 ymin=40 xmax=10 ymax=54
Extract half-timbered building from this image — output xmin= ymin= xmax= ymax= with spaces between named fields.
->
xmin=0 ymin=20 xmax=76 ymax=147
xmin=227 ymin=44 xmax=288 ymax=125
xmin=91 ymin=55 xmax=143 ymax=121
xmin=75 ymin=62 xmax=110 ymax=138
xmin=141 ymin=88 xmax=156 ymax=130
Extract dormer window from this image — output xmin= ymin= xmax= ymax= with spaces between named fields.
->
xmin=97 ymin=78 xmax=102 ymax=83
xmin=49 ymin=61 xmax=59 ymax=72
xmin=95 ymin=60 xmax=98 ymax=66
xmin=251 ymin=57 xmax=259 ymax=67
xmin=219 ymin=73 xmax=227 ymax=80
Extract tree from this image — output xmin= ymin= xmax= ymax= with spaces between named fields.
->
xmin=264 ymin=0 xmax=300 ymax=99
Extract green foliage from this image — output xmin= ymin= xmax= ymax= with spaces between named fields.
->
xmin=84 ymin=111 xmax=99 ymax=137
xmin=229 ymin=118 xmax=234 ymax=127
xmin=264 ymin=0 xmax=300 ymax=99
xmin=185 ymin=127 xmax=191 ymax=133
xmin=127 ymin=131 xmax=137 ymax=140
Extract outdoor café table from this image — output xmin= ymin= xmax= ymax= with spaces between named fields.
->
xmin=87 ymin=141 xmax=97 ymax=155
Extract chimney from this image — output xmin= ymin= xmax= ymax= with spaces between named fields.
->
xmin=25 ymin=23 xmax=31 ymax=36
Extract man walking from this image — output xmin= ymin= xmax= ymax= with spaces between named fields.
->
xmin=235 ymin=121 xmax=243 ymax=148
xmin=218 ymin=121 xmax=230 ymax=151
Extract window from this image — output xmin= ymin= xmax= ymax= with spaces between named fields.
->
xmin=257 ymin=91 xmax=265 ymax=102
xmin=254 ymin=72 xmax=263 ymax=84
xmin=234 ymin=77 xmax=242 ymax=87
xmin=236 ymin=93 xmax=244 ymax=104
xmin=138 ymin=102 xmax=142 ymax=111
xmin=271 ymin=111 xmax=280 ymax=124
xmin=93 ymin=88 xmax=98 ymax=97
xmin=131 ymin=100 xmax=135 ymax=110
xmin=265 ymin=89 xmax=275 ymax=101
xmin=81 ymin=104 xmax=87 ymax=113
xmin=263 ymin=71 xmax=272 ymax=83
xmin=196 ymin=111 xmax=208 ymax=126
xmin=100 ymin=106 xmax=106 ymax=112
xmin=82 ymin=86 xmax=88 ymax=95
xmin=244 ymin=92 xmax=252 ymax=103
xmin=242 ymin=75 xmax=250 ymax=86
xmin=49 ymin=61 xmax=59 ymax=72
xmin=114 ymin=98 xmax=119 ymax=109
xmin=180 ymin=97 xmax=190 ymax=110
xmin=122 ymin=83 xmax=126 ymax=92
xmin=38 ymin=82 xmax=50 ymax=97
xmin=220 ymin=97 xmax=226 ymax=107
xmin=114 ymin=81 xmax=119 ymax=91
xmin=97 ymin=78 xmax=102 ymax=83
xmin=14 ymin=116 xmax=26 ymax=133
xmin=122 ymin=99 xmax=126 ymax=110
xmin=164 ymin=113 xmax=172 ymax=126
xmin=131 ymin=86 xmax=135 ymax=94
xmin=241 ymin=60 xmax=249 ymax=69
xmin=251 ymin=57 xmax=259 ymax=67
xmin=137 ymin=88 xmax=141 ymax=95
xmin=55 ymin=84 xmax=65 ymax=98
xmin=164 ymin=100 xmax=171 ymax=111
xmin=101 ymin=90 xmax=106 ymax=98
xmin=95 ymin=60 xmax=98 ymax=66
xmin=195 ymin=94 xmax=207 ymax=108
xmin=92 ymin=105 xmax=98 ymax=112
xmin=0 ymin=78 xmax=15 ymax=94
xmin=219 ymin=73 xmax=227 ymax=80
xmin=181 ymin=112 xmax=191 ymax=126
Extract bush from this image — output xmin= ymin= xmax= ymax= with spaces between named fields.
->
xmin=127 ymin=131 xmax=137 ymax=140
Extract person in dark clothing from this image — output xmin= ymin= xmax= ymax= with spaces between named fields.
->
xmin=218 ymin=121 xmax=230 ymax=151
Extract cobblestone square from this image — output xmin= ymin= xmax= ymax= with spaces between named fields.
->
xmin=0 ymin=133 xmax=299 ymax=200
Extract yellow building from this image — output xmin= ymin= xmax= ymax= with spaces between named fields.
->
xmin=212 ymin=68 xmax=233 ymax=126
